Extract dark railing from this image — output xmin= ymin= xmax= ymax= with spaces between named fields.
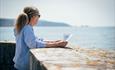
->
xmin=0 ymin=42 xmax=16 ymax=70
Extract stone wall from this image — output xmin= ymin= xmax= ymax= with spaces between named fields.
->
xmin=0 ymin=42 xmax=16 ymax=70
xmin=29 ymin=48 xmax=115 ymax=70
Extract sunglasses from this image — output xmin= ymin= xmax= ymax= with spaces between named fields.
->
xmin=38 ymin=15 xmax=40 ymax=17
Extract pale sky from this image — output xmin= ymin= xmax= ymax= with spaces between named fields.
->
xmin=0 ymin=0 xmax=115 ymax=27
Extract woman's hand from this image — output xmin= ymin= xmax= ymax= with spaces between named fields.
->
xmin=56 ymin=40 xmax=68 ymax=48
xmin=45 ymin=40 xmax=68 ymax=48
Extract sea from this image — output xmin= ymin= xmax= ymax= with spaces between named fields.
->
xmin=0 ymin=26 xmax=115 ymax=50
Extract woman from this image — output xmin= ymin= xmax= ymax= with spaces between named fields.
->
xmin=13 ymin=6 xmax=68 ymax=70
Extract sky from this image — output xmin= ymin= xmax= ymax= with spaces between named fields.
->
xmin=0 ymin=0 xmax=115 ymax=27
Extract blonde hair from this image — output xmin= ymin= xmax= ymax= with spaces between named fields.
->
xmin=15 ymin=13 xmax=28 ymax=33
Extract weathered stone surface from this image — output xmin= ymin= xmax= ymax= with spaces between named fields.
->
xmin=30 ymin=48 xmax=115 ymax=70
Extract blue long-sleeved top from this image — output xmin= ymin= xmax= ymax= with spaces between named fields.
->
xmin=13 ymin=24 xmax=46 ymax=70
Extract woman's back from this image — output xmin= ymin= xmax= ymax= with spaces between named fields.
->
xmin=13 ymin=25 xmax=32 ymax=70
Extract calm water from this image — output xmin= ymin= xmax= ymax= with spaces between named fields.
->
xmin=0 ymin=27 xmax=115 ymax=50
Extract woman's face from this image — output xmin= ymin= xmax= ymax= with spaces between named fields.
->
xmin=30 ymin=16 xmax=39 ymax=26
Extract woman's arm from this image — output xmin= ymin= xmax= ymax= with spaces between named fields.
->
xmin=24 ymin=25 xmax=46 ymax=48
xmin=24 ymin=25 xmax=68 ymax=48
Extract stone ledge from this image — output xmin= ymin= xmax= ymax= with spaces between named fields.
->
xmin=30 ymin=48 xmax=115 ymax=70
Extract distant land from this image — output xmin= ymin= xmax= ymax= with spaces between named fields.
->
xmin=0 ymin=18 xmax=70 ymax=27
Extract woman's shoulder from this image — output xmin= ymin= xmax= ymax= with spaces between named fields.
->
xmin=13 ymin=24 xmax=33 ymax=36
xmin=23 ymin=24 xmax=33 ymax=30
xmin=24 ymin=24 xmax=32 ymax=28
xmin=22 ymin=24 xmax=33 ymax=34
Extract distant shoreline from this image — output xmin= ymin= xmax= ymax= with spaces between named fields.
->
xmin=0 ymin=18 xmax=71 ymax=27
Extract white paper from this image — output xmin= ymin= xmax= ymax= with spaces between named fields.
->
xmin=65 ymin=34 xmax=73 ymax=41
